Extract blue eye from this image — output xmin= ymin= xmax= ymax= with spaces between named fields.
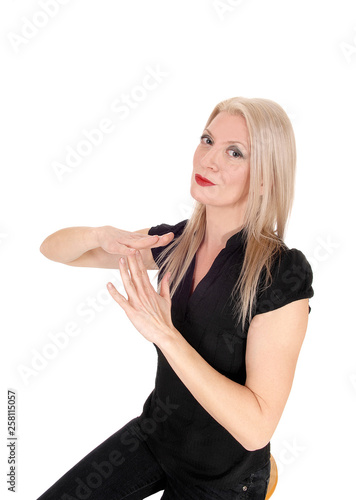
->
xmin=228 ymin=148 xmax=243 ymax=159
xmin=200 ymin=135 xmax=212 ymax=145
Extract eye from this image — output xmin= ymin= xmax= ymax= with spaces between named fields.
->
xmin=227 ymin=148 xmax=243 ymax=159
xmin=200 ymin=134 xmax=212 ymax=145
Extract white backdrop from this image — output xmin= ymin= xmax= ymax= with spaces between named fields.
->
xmin=1 ymin=0 xmax=355 ymax=498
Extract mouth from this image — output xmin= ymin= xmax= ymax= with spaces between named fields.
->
xmin=195 ymin=174 xmax=216 ymax=187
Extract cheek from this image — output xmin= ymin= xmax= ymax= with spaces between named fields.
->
xmin=224 ymin=173 xmax=238 ymax=187
xmin=224 ymin=171 xmax=249 ymax=194
xmin=192 ymin=149 xmax=200 ymax=168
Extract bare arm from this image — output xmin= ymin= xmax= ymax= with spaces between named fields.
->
xmin=39 ymin=226 xmax=174 ymax=270
xmin=158 ymin=298 xmax=309 ymax=451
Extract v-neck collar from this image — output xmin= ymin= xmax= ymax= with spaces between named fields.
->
xmin=186 ymin=227 xmax=247 ymax=307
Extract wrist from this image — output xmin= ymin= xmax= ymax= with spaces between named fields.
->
xmin=156 ymin=325 xmax=187 ymax=356
xmin=84 ymin=226 xmax=102 ymax=250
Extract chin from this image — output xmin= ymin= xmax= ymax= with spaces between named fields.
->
xmin=190 ymin=185 xmax=212 ymax=206
xmin=190 ymin=184 xmax=202 ymax=203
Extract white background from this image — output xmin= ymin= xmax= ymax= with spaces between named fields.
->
xmin=1 ymin=0 xmax=355 ymax=498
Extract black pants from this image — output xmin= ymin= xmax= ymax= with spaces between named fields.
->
xmin=36 ymin=417 xmax=271 ymax=500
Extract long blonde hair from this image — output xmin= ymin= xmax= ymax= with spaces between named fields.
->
xmin=154 ymin=97 xmax=296 ymax=331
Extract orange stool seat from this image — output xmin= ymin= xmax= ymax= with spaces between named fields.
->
xmin=265 ymin=454 xmax=278 ymax=499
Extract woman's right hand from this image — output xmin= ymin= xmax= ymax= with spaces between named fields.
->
xmin=96 ymin=226 xmax=175 ymax=256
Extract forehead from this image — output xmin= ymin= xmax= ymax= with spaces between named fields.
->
xmin=208 ymin=111 xmax=249 ymax=141
xmin=206 ymin=111 xmax=250 ymax=149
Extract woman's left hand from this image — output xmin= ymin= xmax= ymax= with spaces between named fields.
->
xmin=106 ymin=250 xmax=175 ymax=345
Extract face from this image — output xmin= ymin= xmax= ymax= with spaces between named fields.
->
xmin=191 ymin=111 xmax=252 ymax=210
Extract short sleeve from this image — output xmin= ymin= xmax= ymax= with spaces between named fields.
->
xmin=148 ymin=219 xmax=188 ymax=265
xmin=253 ymin=248 xmax=314 ymax=317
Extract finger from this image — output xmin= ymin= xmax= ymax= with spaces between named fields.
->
xmin=150 ymin=232 xmax=175 ymax=248
xmin=106 ymin=282 xmax=128 ymax=307
xmin=160 ymin=272 xmax=171 ymax=302
xmin=125 ymin=233 xmax=174 ymax=250
xmin=108 ymin=233 xmax=175 ymax=256
xmin=126 ymin=250 xmax=156 ymax=301
xmin=107 ymin=237 xmax=159 ymax=256
xmin=118 ymin=257 xmax=141 ymax=305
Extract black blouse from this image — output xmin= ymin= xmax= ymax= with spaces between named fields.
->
xmin=136 ymin=219 xmax=314 ymax=488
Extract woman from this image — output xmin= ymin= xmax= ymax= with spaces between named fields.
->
xmin=37 ymin=97 xmax=314 ymax=500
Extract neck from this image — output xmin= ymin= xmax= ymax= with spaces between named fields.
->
xmin=202 ymin=204 xmax=246 ymax=252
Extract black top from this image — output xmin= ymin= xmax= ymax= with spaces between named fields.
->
xmin=136 ymin=219 xmax=314 ymax=488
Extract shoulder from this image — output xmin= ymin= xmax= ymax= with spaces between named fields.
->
xmin=273 ymin=247 xmax=313 ymax=284
xmin=148 ymin=219 xmax=188 ymax=265
xmin=148 ymin=219 xmax=188 ymax=239
xmin=253 ymin=245 xmax=314 ymax=317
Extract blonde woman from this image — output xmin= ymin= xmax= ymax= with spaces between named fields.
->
xmin=37 ymin=97 xmax=314 ymax=500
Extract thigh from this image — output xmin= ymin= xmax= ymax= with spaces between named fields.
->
xmin=36 ymin=417 xmax=166 ymax=500
xmin=229 ymin=460 xmax=271 ymax=500
xmin=161 ymin=460 xmax=271 ymax=500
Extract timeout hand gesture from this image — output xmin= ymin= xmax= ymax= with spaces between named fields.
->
xmin=106 ymin=250 xmax=176 ymax=345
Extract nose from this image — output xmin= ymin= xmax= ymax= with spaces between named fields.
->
xmin=200 ymin=146 xmax=219 ymax=170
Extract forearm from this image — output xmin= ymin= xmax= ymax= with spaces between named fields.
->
xmin=39 ymin=226 xmax=99 ymax=263
xmin=158 ymin=327 xmax=270 ymax=452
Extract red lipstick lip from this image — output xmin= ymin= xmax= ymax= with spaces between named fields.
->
xmin=195 ymin=174 xmax=216 ymax=186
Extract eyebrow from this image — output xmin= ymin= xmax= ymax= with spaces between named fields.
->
xmin=203 ymin=128 xmax=248 ymax=150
